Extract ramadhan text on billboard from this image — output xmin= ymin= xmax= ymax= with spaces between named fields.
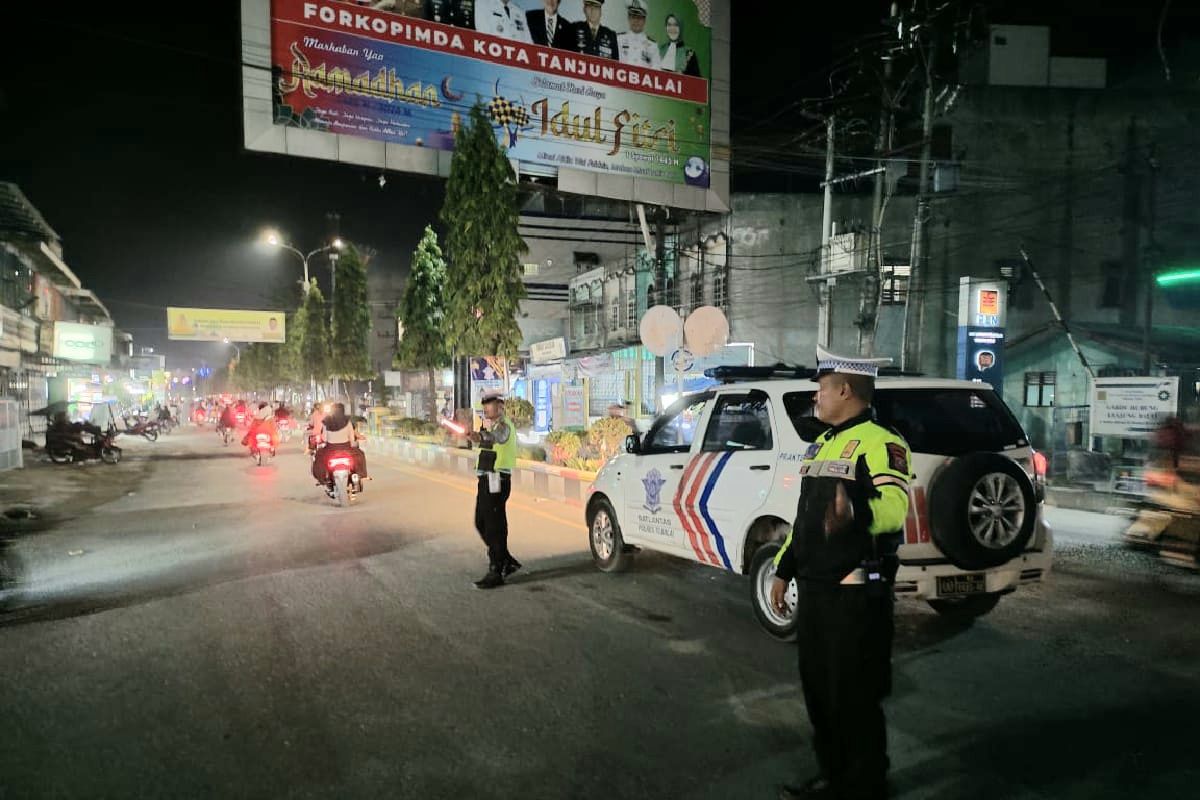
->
xmin=271 ymin=0 xmax=713 ymax=187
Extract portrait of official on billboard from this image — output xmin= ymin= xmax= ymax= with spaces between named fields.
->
xmin=269 ymin=0 xmax=713 ymax=186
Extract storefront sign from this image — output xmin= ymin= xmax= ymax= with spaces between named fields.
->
xmin=560 ymin=386 xmax=586 ymax=429
xmin=53 ymin=322 xmax=114 ymax=364
xmin=1091 ymin=376 xmax=1179 ymax=438
xmin=530 ymin=337 xmax=567 ymax=364
xmin=534 ymin=379 xmax=552 ymax=433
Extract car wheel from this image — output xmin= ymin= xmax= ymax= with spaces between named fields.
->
xmin=588 ymin=499 xmax=631 ymax=573
xmin=928 ymin=452 xmax=1037 ymax=570
xmin=749 ymin=542 xmax=798 ymax=642
xmin=927 ymin=592 xmax=1001 ymax=621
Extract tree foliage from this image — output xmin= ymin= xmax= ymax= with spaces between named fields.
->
xmin=294 ymin=279 xmax=331 ymax=384
xmin=395 ymin=226 xmax=450 ymax=371
xmin=330 ymin=244 xmax=373 ymax=380
xmin=440 ymin=102 xmax=527 ymax=359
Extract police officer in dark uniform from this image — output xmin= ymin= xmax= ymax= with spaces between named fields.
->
xmin=468 ymin=390 xmax=522 ymax=589
xmin=771 ymin=345 xmax=913 ymax=800
xmin=570 ymin=0 xmax=620 ymax=60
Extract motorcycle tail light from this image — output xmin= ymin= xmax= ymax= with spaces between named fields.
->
xmin=328 ymin=457 xmax=353 ymax=469
xmin=256 ymin=434 xmax=272 ymax=443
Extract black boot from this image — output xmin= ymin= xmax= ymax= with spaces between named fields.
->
xmin=474 ymin=568 xmax=504 ymax=589
xmin=777 ymin=776 xmax=833 ymax=799
xmin=502 ymin=556 xmax=522 ymax=579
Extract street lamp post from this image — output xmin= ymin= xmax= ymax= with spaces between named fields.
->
xmin=264 ymin=231 xmax=343 ymax=295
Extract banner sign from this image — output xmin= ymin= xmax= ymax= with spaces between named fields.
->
xmin=560 ymin=385 xmax=586 ymax=428
xmin=1091 ymin=376 xmax=1179 ymax=438
xmin=270 ymin=0 xmax=713 ymax=187
xmin=167 ymin=308 xmax=286 ymax=343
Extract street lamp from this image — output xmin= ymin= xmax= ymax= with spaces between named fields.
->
xmin=261 ymin=229 xmax=344 ymax=294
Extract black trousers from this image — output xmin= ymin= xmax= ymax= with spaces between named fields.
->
xmin=796 ymin=582 xmax=894 ymax=800
xmin=475 ymin=473 xmax=513 ymax=570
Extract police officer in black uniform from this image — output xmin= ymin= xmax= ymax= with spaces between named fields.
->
xmin=772 ymin=346 xmax=913 ymax=800
xmin=570 ymin=0 xmax=620 ymax=60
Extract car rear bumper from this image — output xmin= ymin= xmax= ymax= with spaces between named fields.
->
xmin=894 ymin=546 xmax=1053 ymax=600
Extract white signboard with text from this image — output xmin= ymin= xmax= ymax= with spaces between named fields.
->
xmin=1090 ymin=376 xmax=1179 ymax=438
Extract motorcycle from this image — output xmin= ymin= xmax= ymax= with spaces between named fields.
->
xmin=249 ymin=431 xmax=275 ymax=467
xmin=278 ymin=417 xmax=294 ymax=444
xmin=123 ymin=416 xmax=159 ymax=442
xmin=1124 ymin=466 xmax=1200 ymax=571
xmin=217 ymin=424 xmax=233 ymax=447
xmin=321 ymin=448 xmax=362 ymax=507
xmin=46 ymin=427 xmax=122 ymax=465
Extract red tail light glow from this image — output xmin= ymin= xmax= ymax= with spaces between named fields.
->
xmin=328 ymin=457 xmax=353 ymax=469
xmin=1031 ymin=450 xmax=1048 ymax=480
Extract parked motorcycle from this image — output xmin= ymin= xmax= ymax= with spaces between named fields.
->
xmin=46 ymin=427 xmax=122 ymax=464
xmin=249 ymin=431 xmax=275 ymax=467
xmin=123 ymin=416 xmax=159 ymax=442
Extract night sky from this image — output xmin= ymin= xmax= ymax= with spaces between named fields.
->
xmin=0 ymin=1 xmax=1191 ymax=369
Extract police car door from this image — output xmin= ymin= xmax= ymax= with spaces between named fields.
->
xmin=624 ymin=393 xmax=714 ymax=556
xmin=685 ymin=389 xmax=777 ymax=572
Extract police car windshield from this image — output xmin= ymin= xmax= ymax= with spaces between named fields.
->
xmin=783 ymin=388 xmax=1028 ymax=455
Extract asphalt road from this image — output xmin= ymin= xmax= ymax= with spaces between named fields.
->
xmin=1 ymin=428 xmax=1198 ymax=799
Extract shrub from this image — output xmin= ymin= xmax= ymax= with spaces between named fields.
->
xmin=505 ymin=397 xmax=534 ymax=429
xmin=588 ymin=417 xmax=632 ymax=463
xmin=518 ymin=445 xmax=547 ymax=463
xmin=545 ymin=430 xmax=582 ymax=465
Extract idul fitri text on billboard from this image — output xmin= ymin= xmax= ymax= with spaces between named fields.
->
xmin=270 ymin=0 xmax=713 ymax=187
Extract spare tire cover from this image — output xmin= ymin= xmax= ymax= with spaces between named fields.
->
xmin=927 ymin=452 xmax=1037 ymax=570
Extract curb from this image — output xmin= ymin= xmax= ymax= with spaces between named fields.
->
xmin=371 ymin=438 xmax=596 ymax=507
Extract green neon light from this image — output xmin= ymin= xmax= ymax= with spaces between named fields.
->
xmin=1156 ymin=268 xmax=1200 ymax=287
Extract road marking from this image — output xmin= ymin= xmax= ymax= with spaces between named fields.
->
xmin=374 ymin=462 xmax=586 ymax=531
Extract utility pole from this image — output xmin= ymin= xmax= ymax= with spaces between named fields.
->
xmin=817 ymin=115 xmax=835 ymax=348
xmin=860 ymin=41 xmax=896 ymax=356
xmin=901 ymin=42 xmax=935 ymax=372
xmin=653 ymin=207 xmax=668 ymax=409
xmin=1142 ymin=143 xmax=1159 ymax=374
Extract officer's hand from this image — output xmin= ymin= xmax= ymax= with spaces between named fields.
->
xmin=770 ymin=577 xmax=791 ymax=614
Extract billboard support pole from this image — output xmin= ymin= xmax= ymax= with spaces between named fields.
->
xmin=654 ymin=210 xmax=667 ymax=411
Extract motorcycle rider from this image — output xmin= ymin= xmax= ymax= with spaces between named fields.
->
xmin=306 ymin=402 xmax=327 ymax=454
xmin=242 ymin=402 xmax=279 ymax=450
xmin=217 ymin=403 xmax=237 ymax=438
xmin=311 ymin=402 xmax=368 ymax=485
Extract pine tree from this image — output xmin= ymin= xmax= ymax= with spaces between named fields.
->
xmin=441 ymin=103 xmax=528 ymax=361
xmin=395 ymin=225 xmax=451 ymax=419
xmin=331 ymin=244 xmax=373 ymax=383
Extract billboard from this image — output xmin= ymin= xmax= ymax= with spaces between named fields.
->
xmin=53 ymin=322 xmax=114 ymax=364
xmin=242 ymin=0 xmax=730 ymax=211
xmin=167 ymin=308 xmax=286 ymax=343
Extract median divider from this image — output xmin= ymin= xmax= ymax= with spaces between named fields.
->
xmin=371 ymin=437 xmax=598 ymax=508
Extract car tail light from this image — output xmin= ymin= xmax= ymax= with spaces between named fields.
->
xmin=1031 ymin=450 xmax=1048 ymax=480
xmin=328 ymin=456 xmax=353 ymax=469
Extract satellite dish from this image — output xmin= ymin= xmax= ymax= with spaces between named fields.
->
xmin=684 ymin=305 xmax=729 ymax=357
xmin=640 ymin=305 xmax=683 ymax=357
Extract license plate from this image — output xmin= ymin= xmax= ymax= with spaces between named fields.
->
xmin=937 ymin=573 xmax=986 ymax=596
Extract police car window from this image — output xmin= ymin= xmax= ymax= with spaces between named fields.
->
xmin=701 ymin=392 xmax=774 ymax=452
xmin=643 ymin=393 xmax=712 ymax=454
xmin=782 ymin=392 xmax=830 ymax=442
xmin=873 ymin=388 xmax=1027 ymax=455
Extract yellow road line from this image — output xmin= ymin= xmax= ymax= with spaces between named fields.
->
xmin=375 ymin=462 xmax=587 ymax=531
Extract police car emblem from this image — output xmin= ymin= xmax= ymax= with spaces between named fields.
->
xmin=642 ymin=468 xmax=668 ymax=513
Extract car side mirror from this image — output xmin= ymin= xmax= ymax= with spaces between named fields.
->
xmin=625 ymin=433 xmax=642 ymax=454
